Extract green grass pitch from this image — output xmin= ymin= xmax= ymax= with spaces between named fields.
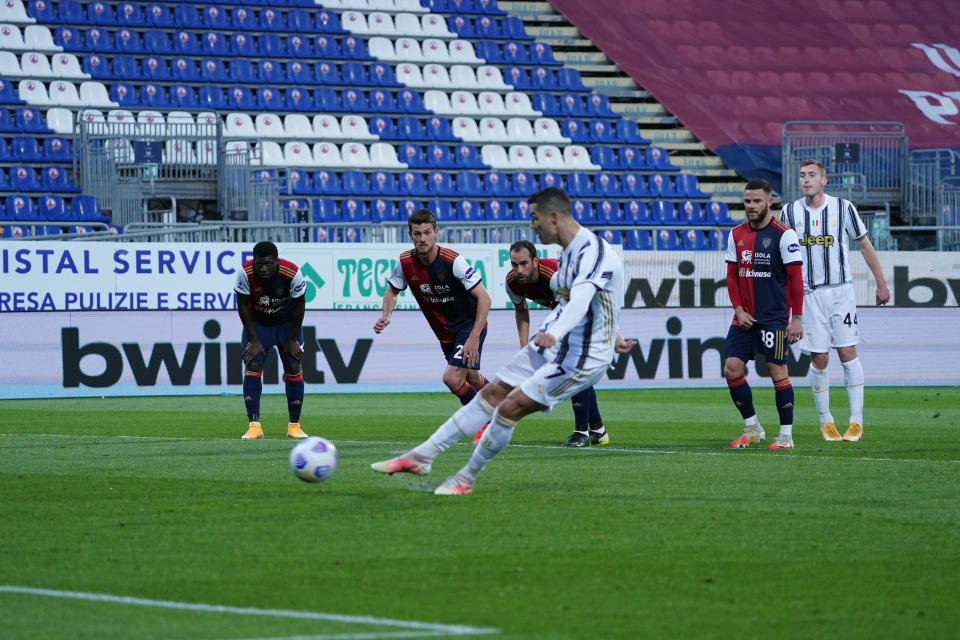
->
xmin=2 ymin=387 xmax=958 ymax=639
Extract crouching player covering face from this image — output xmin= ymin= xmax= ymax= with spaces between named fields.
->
xmin=371 ymin=187 xmax=635 ymax=495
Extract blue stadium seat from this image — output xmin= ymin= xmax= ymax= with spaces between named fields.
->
xmin=28 ymin=0 xmax=57 ymax=22
xmin=341 ymin=170 xmax=370 ymax=196
xmin=593 ymin=172 xmax=621 ymax=198
xmin=6 ymin=195 xmax=37 ymax=220
xmin=398 ymin=198 xmax=423 ymax=220
xmin=285 ymin=86 xmax=312 ymax=112
xmin=511 ymin=171 xmax=536 ymax=196
xmin=109 ymin=82 xmax=138 ymax=107
xmin=256 ymin=86 xmax=283 ymax=111
xmin=115 ymin=29 xmax=145 ymax=54
xmin=656 ymin=229 xmax=682 ymax=251
xmin=286 ymin=60 xmax=313 ymax=86
xmin=198 ymin=85 xmax=227 ymax=109
xmin=426 ymin=144 xmax=456 ymax=169
xmin=502 ymin=16 xmax=532 ymax=40
xmin=170 ymin=84 xmax=198 ymax=109
xmin=259 ymin=7 xmax=286 ymax=31
xmin=230 ymin=32 xmax=257 ymax=57
xmin=38 ymin=195 xmax=69 ymax=221
xmin=530 ymin=41 xmax=558 ymax=65
xmin=675 ymin=173 xmax=708 ymax=197
xmin=171 ymin=57 xmax=200 ymax=82
xmin=706 ymin=201 xmax=736 ymax=226
xmin=313 ymin=88 xmax=340 ymax=112
xmin=88 ymin=1 xmax=117 ymax=25
xmin=84 ymin=27 xmax=115 ymax=52
xmin=585 ymin=93 xmax=617 ymax=117
xmin=231 ymin=5 xmax=257 ymax=30
xmin=624 ymin=229 xmax=653 ymax=250
xmin=398 ymin=144 xmax=429 ymax=169
xmin=448 ymin=15 xmax=476 ymax=38
xmin=598 ymin=229 xmax=622 ymax=245
xmin=597 ymin=199 xmax=623 ymax=224
xmin=512 ymin=199 xmax=531 ymax=220
xmin=571 ymin=199 xmax=596 ymax=224
xmin=313 ymin=35 xmax=342 ymax=59
xmin=72 ymin=195 xmax=108 ymax=222
xmin=341 ymin=88 xmax=373 ymax=113
xmin=341 ymin=198 xmax=370 ymax=222
xmin=342 ymin=62 xmax=372 ymax=87
xmin=43 ymin=137 xmax=73 ymax=162
xmin=341 ymin=36 xmax=373 ymax=60
xmin=142 ymin=56 xmax=171 ymax=80
xmin=648 ymin=173 xmax=676 ymax=197
xmin=565 ymin=172 xmax=594 ymax=197
xmin=614 ymin=119 xmax=651 ymax=145
xmin=621 ymin=172 xmax=650 ymax=198
xmin=54 ymin=27 xmax=85 ymax=52
xmin=557 ymin=68 xmax=587 ymax=91
xmin=618 ymin=146 xmax=646 ymax=171
xmin=172 ymin=30 xmax=202 ymax=55
xmin=558 ymin=93 xmax=588 ymax=117
xmin=0 ymin=139 xmax=10 ymax=161
xmin=202 ymin=5 xmax=229 ymax=29
xmin=312 ymin=197 xmax=339 ymax=223
xmin=425 ymin=198 xmax=452 ymax=223
xmin=484 ymin=198 xmax=511 ymax=220
xmin=227 ymin=59 xmax=256 ymax=83
xmin=456 ymin=199 xmax=483 ymax=222
xmin=426 ymin=116 xmax=455 ymax=141
xmin=529 ymin=67 xmax=558 ymax=91
xmin=398 ymin=171 xmax=428 ymax=196
xmin=456 ymin=172 xmax=483 ymax=196
xmin=287 ymin=169 xmax=316 ymax=195
xmin=16 ymin=107 xmax=51 ymax=132
xmin=482 ymin=170 xmax=514 ymax=197
xmin=226 ymin=86 xmax=255 ymax=111
xmin=426 ymin=171 xmax=456 ymax=196
xmin=9 ymin=166 xmax=41 ymax=191
xmin=83 ymin=54 xmax=111 ymax=78
xmin=173 ymin=5 xmax=202 ymax=29
xmin=314 ymin=9 xmax=345 ymax=33
xmin=371 ymin=198 xmax=397 ymax=222
xmin=140 ymin=83 xmax=170 ymax=108
xmin=588 ymin=119 xmax=618 ymax=144
xmin=315 ymin=61 xmax=342 ymax=85
xmin=454 ymin=144 xmax=484 ymax=168
xmin=396 ymin=116 xmax=428 ymax=141
xmin=369 ymin=116 xmax=399 ymax=140
xmin=561 ymin=118 xmax=589 ymax=143
xmin=116 ymin=2 xmax=144 ymax=26
xmin=369 ymin=171 xmax=400 ymax=196
xmin=112 ymin=55 xmax=141 ymax=79
xmin=502 ymin=41 xmax=531 ymax=64
xmin=531 ymin=93 xmax=559 ymax=116
xmin=313 ymin=170 xmax=344 ymax=196
xmin=682 ymin=229 xmax=711 ymax=250
xmin=258 ymin=33 xmax=284 ymax=58
xmin=590 ymin=146 xmax=619 ymax=170
xmin=651 ymin=200 xmax=679 ymax=224
xmin=42 ymin=166 xmax=80 ymax=192
xmin=11 ymin=136 xmax=42 ymax=162
xmin=539 ymin=171 xmax=564 ymax=191
xmin=624 ymin=200 xmax=653 ymax=225
xmin=145 ymin=3 xmax=174 ymax=29
xmin=286 ymin=9 xmax=316 ymax=34
xmin=201 ymin=31 xmax=229 ymax=56
xmin=286 ymin=34 xmax=314 ymax=59
xmin=474 ymin=41 xmax=503 ymax=63
xmin=397 ymin=89 xmax=427 ymax=113
xmin=504 ymin=66 xmax=532 ymax=90
xmin=646 ymin=146 xmax=680 ymax=171
xmin=369 ymin=63 xmax=399 ymax=87
xmin=0 ymin=168 xmax=9 ymax=192
xmin=680 ymin=200 xmax=706 ymax=225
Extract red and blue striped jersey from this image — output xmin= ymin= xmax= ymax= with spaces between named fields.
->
xmin=387 ymin=246 xmax=484 ymax=343
xmin=506 ymin=258 xmax=559 ymax=309
xmin=724 ymin=219 xmax=802 ymax=325
xmin=234 ymin=258 xmax=306 ymax=326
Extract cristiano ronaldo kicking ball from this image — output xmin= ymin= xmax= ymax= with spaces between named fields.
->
xmin=289 ymin=437 xmax=338 ymax=483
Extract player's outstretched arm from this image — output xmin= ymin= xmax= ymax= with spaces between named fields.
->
xmin=374 ymin=286 xmax=399 ymax=334
xmin=856 ymin=235 xmax=891 ymax=305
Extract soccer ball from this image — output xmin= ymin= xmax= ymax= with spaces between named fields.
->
xmin=289 ymin=436 xmax=338 ymax=483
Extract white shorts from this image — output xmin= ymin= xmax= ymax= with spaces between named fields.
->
xmin=496 ymin=343 xmax=608 ymax=413
xmin=801 ymin=284 xmax=860 ymax=353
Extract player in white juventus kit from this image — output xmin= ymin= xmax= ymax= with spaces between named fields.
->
xmin=780 ymin=160 xmax=891 ymax=442
xmin=370 ymin=187 xmax=636 ymax=494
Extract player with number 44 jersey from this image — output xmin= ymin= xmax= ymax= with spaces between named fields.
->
xmin=723 ymin=179 xmax=804 ymax=451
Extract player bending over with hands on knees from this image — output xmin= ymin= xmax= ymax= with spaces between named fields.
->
xmin=371 ymin=187 xmax=636 ymax=495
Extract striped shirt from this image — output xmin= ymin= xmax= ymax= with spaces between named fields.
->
xmin=539 ymin=228 xmax=623 ymax=368
xmin=234 ymin=258 xmax=306 ymax=326
xmin=779 ymin=195 xmax=868 ymax=290
xmin=506 ymin=257 xmax=559 ymax=309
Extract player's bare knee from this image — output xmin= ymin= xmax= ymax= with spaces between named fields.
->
xmin=837 ymin=346 xmax=858 ymax=363
xmin=811 ymin=352 xmax=830 ymax=369
xmin=246 ymin=361 xmax=264 ymax=373
xmin=722 ymin=359 xmax=744 ymax=379
xmin=442 ymin=367 xmax=466 ymax=389
xmin=478 ymin=380 xmax=509 ymax=406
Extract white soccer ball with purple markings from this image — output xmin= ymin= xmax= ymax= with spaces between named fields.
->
xmin=289 ymin=437 xmax=338 ymax=483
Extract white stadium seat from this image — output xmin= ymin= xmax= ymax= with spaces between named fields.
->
xmin=422 ymin=63 xmax=451 ymax=88
xmin=420 ymin=12 xmax=454 ymax=37
xmin=506 ymin=91 xmax=538 ymax=116
xmin=340 ymin=11 xmax=370 ymax=34
xmin=137 ymin=110 xmax=166 ymax=136
xmin=478 ymin=91 xmax=508 ymax=116
xmin=164 ymin=140 xmax=197 ymax=164
xmin=0 ymin=50 xmax=21 ymax=75
xmin=366 ymin=12 xmax=396 ymax=35
xmin=393 ymin=37 xmax=422 ymax=62
xmin=452 ymin=116 xmax=481 ymax=142
xmin=449 ymin=39 xmax=481 ymax=64
xmin=284 ymin=141 xmax=316 ymax=167
xmin=421 ymin=38 xmax=451 ymax=63
xmin=424 ymin=90 xmax=453 ymax=115
xmin=395 ymin=63 xmax=425 ymax=87
xmin=260 ymin=141 xmax=285 ymax=166
xmin=367 ymin=37 xmax=397 ymax=61
xmin=0 ymin=0 xmax=34 ymax=24
xmin=20 ymin=51 xmax=53 ymax=77
xmin=450 ymin=64 xmax=480 ymax=90
xmin=0 ymin=23 xmax=25 ymax=50
xmin=506 ymin=118 xmax=538 ymax=144
xmin=341 ymin=114 xmax=377 ymax=140
xmin=225 ymin=112 xmax=256 ymax=137
xmin=535 ymin=144 xmax=565 ymax=169
xmin=369 ymin=142 xmax=406 ymax=169
xmin=18 ymin=78 xmax=51 ymax=104
xmin=450 ymin=90 xmax=481 ymax=115
xmin=477 ymin=65 xmax=509 ymax=90
xmin=479 ymin=117 xmax=508 ymax=143
xmin=394 ymin=13 xmax=424 ymax=36
xmin=312 ymin=141 xmax=343 ymax=167
xmin=534 ymin=117 xmax=568 ymax=143
xmin=255 ymin=113 xmax=286 ymax=138
xmin=79 ymin=81 xmax=117 ymax=107
xmin=284 ymin=114 xmax=313 ymax=138
xmin=564 ymin=144 xmax=601 ymax=170
xmin=313 ymin=113 xmax=344 ymax=139
xmin=48 ymin=79 xmax=82 ymax=106
xmin=480 ymin=144 xmax=511 ymax=169
xmin=106 ymin=109 xmax=134 ymax=124
xmin=50 ymin=52 xmax=87 ymax=79
xmin=46 ymin=106 xmax=74 ymax=134
xmin=340 ymin=141 xmax=372 ymax=167
xmin=509 ymin=144 xmax=539 ymax=169
xmin=24 ymin=24 xmax=58 ymax=51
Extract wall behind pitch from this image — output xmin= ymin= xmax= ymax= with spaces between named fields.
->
xmin=1 ymin=307 xmax=957 ymax=399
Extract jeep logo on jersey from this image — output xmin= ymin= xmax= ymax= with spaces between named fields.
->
xmin=741 ymin=250 xmax=753 ymax=264
xmin=799 ymin=233 xmax=835 ymax=247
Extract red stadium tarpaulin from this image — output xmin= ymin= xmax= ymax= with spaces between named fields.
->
xmin=549 ymin=0 xmax=960 ymax=181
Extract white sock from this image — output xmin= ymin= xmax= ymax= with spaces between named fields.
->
xmin=809 ymin=366 xmax=834 ymax=426
xmin=744 ymin=414 xmax=759 ymax=428
xmin=411 ymin=395 xmax=495 ymax=462
xmin=842 ymin=357 xmax=865 ymax=426
xmin=779 ymin=424 xmax=793 ymax=438
xmin=457 ymin=409 xmax=516 ymax=484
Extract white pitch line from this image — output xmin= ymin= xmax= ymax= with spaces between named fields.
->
xmin=0 ymin=586 xmax=499 ymax=638
xmin=227 ymin=633 xmax=449 ymax=640
xmin=2 ymin=433 xmax=958 ymax=465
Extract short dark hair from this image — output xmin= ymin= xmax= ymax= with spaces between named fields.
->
xmin=252 ymin=241 xmax=278 ymax=259
xmin=407 ymin=208 xmax=436 ymax=230
xmin=744 ymin=178 xmax=773 ymax=196
xmin=528 ymin=187 xmax=571 ymax=217
xmin=509 ymin=240 xmax=537 ymax=260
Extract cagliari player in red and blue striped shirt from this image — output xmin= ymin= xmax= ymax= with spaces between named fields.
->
xmin=723 ymin=179 xmax=804 ymax=450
